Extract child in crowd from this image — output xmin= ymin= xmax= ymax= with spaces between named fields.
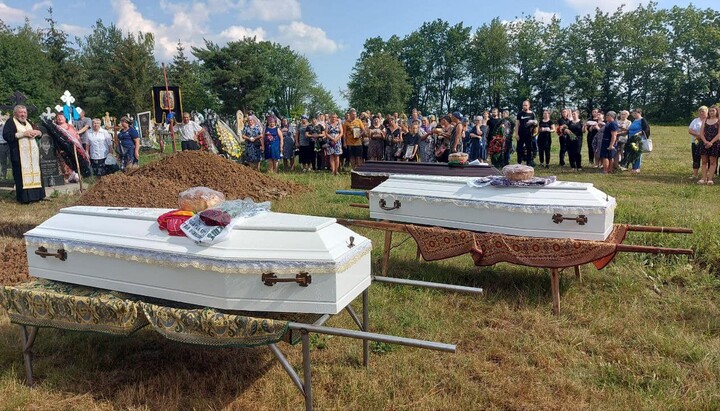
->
xmin=403 ymin=122 xmax=420 ymax=161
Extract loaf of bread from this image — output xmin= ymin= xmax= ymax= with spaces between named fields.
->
xmin=502 ymin=164 xmax=534 ymax=181
xmin=448 ymin=152 xmax=469 ymax=164
xmin=178 ymin=187 xmax=225 ymax=212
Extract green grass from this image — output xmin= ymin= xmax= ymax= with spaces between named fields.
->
xmin=1 ymin=126 xmax=720 ymax=410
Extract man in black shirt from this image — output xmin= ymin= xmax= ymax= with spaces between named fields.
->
xmin=515 ymin=100 xmax=536 ymax=166
xmin=487 ymin=107 xmax=502 ymax=138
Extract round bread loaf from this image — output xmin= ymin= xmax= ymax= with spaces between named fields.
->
xmin=502 ymin=164 xmax=534 ymax=181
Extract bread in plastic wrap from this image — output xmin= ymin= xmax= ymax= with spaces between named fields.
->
xmin=178 ymin=187 xmax=225 ymax=213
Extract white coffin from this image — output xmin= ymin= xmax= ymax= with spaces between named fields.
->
xmin=369 ymin=175 xmax=616 ymax=241
xmin=24 ymin=206 xmax=372 ymax=314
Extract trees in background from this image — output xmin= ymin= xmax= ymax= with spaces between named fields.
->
xmin=192 ymin=38 xmax=332 ymax=117
xmin=0 ymin=22 xmax=56 ymax=110
xmin=0 ymin=15 xmax=336 ymax=120
xmin=348 ymin=3 xmax=720 ymax=122
xmin=347 ymin=51 xmax=411 ymax=114
xmin=167 ymin=42 xmax=218 ymax=114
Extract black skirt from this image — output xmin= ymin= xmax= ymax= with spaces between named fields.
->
xmin=299 ymin=145 xmax=314 ymax=164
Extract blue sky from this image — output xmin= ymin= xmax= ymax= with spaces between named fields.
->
xmin=1 ymin=0 xmax=717 ymax=108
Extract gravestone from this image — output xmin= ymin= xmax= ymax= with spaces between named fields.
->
xmin=37 ymin=127 xmax=64 ymax=187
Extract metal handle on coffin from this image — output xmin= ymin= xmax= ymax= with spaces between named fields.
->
xmin=552 ymin=213 xmax=588 ymax=225
xmin=378 ymin=198 xmax=401 ymax=211
xmin=34 ymin=246 xmax=67 ymax=261
xmin=262 ymin=272 xmax=312 ymax=287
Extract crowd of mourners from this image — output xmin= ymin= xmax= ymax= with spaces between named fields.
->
xmin=3 ymin=101 xmax=717 ymax=203
xmin=195 ymin=102 xmax=675 ymax=177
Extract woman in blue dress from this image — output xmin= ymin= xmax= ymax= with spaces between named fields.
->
xmin=622 ymin=108 xmax=650 ymax=173
xmin=242 ymin=116 xmax=263 ymax=171
xmin=117 ymin=117 xmax=140 ymax=170
xmin=264 ymin=116 xmax=284 ymax=173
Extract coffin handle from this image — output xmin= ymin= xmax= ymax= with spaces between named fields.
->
xmin=552 ymin=213 xmax=588 ymax=226
xmin=34 ymin=246 xmax=67 ymax=261
xmin=262 ymin=272 xmax=312 ymax=287
xmin=378 ymin=199 xmax=401 ymax=211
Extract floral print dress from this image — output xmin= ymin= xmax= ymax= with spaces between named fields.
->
xmin=243 ymin=124 xmax=263 ymax=163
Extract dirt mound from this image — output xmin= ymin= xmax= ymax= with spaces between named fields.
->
xmin=0 ymin=241 xmax=30 ymax=285
xmin=76 ymin=173 xmax=186 ymax=208
xmin=77 ymin=151 xmax=304 ymax=208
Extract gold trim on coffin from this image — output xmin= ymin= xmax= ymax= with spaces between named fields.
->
xmin=0 ymin=279 xmax=294 ymax=346
xmin=25 ymin=239 xmax=372 ymax=275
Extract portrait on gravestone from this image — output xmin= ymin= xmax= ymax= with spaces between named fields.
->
xmin=37 ymin=128 xmax=64 ymax=187
xmin=137 ymin=111 xmax=153 ymax=147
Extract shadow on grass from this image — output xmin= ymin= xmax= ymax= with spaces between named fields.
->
xmin=6 ymin=326 xmax=285 ymax=410
xmin=626 ymin=171 xmax=695 ymax=185
xmin=379 ymin=256 xmax=574 ymax=309
xmin=0 ymin=190 xmax=16 ymax=202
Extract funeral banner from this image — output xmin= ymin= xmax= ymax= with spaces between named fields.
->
xmin=151 ymin=86 xmax=182 ymax=124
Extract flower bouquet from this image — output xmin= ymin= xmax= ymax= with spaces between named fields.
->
xmin=488 ymin=134 xmax=506 ymax=168
xmin=623 ymin=131 xmax=643 ymax=167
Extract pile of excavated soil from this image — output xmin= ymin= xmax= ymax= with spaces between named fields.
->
xmin=76 ymin=173 xmax=186 ymax=208
xmin=77 ymin=151 xmax=304 ymax=208
xmin=0 ymin=241 xmax=30 ymax=286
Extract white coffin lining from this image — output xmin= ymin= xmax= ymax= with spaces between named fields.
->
xmin=371 ymin=193 xmax=615 ymax=215
xmin=25 ymin=235 xmax=372 ymax=275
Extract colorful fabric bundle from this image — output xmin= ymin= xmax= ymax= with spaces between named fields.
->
xmin=157 ymin=209 xmax=195 ymax=236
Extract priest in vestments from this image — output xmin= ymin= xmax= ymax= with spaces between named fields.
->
xmin=2 ymin=105 xmax=45 ymax=203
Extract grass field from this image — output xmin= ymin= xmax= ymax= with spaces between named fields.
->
xmin=1 ymin=126 xmax=719 ymax=410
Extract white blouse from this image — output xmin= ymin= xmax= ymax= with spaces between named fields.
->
xmin=86 ymin=129 xmax=113 ymax=160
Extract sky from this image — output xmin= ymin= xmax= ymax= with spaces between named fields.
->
xmin=1 ymin=0 xmax=717 ymax=108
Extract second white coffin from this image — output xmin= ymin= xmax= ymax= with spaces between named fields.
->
xmin=369 ymin=175 xmax=616 ymax=241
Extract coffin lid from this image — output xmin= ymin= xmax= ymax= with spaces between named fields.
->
xmin=371 ymin=175 xmax=615 ymax=213
xmin=25 ymin=206 xmax=370 ymax=274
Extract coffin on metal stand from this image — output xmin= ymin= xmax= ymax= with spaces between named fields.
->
xmin=8 ymin=286 xmax=455 ymax=411
xmin=11 ymin=205 xmax=458 ymax=409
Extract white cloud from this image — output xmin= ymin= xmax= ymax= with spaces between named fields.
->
xmin=276 ymin=21 xmax=339 ymax=54
xmin=109 ymin=0 xmax=335 ymax=60
xmin=31 ymin=0 xmax=52 ymax=12
xmin=220 ymin=25 xmax=266 ymax=41
xmin=111 ymin=0 xmax=208 ymax=60
xmin=533 ymin=9 xmax=559 ymax=24
xmin=0 ymin=2 xmax=28 ymax=22
xmin=205 ymin=0 xmax=242 ymax=13
xmin=241 ymin=0 xmax=300 ymax=21
xmin=60 ymin=23 xmax=91 ymax=37
xmin=564 ymin=0 xmax=639 ymax=15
